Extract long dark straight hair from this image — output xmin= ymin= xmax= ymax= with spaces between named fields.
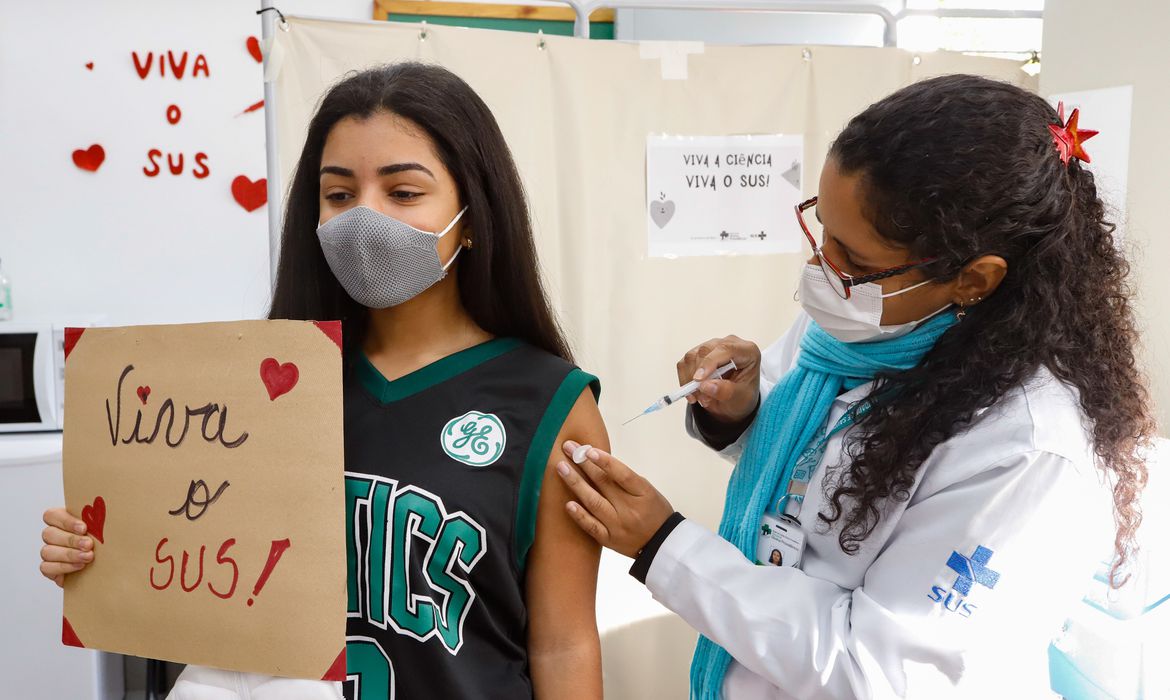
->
xmin=268 ymin=62 xmax=573 ymax=363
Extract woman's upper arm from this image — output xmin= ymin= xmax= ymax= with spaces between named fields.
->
xmin=525 ymin=388 xmax=608 ymax=648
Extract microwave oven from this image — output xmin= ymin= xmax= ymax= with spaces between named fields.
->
xmin=0 ymin=324 xmax=65 ymax=432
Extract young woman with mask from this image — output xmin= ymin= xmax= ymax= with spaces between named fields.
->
xmin=40 ymin=63 xmax=606 ymax=700
xmin=552 ymin=74 xmax=1154 ymax=698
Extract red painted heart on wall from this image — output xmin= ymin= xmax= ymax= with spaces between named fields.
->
xmin=72 ymin=145 xmax=105 ymax=172
xmin=231 ymin=175 xmax=267 ymax=212
xmin=246 ymin=36 xmax=263 ymax=63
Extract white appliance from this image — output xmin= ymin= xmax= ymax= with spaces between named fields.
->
xmin=0 ymin=432 xmax=124 ymax=699
xmin=0 ymin=324 xmax=65 ymax=433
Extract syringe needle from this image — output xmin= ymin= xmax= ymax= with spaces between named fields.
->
xmin=622 ymin=412 xmax=650 ymax=428
xmin=623 ymin=403 xmax=658 ymax=426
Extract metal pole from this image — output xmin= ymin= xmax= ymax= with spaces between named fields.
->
xmin=900 ymin=8 xmax=1043 ymax=20
xmin=260 ymin=0 xmax=282 ymax=287
xmin=574 ymin=1 xmax=593 ymax=38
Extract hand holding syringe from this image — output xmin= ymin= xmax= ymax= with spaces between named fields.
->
xmin=624 ymin=361 xmax=738 ymax=425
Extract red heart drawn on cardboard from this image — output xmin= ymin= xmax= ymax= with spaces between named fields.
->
xmin=260 ymin=358 xmax=298 ymax=401
xmin=81 ymin=496 xmax=106 ymax=544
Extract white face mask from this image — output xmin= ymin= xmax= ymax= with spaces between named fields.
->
xmin=797 ymin=264 xmax=951 ymax=343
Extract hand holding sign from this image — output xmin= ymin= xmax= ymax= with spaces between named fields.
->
xmin=57 ymin=320 xmax=346 ymax=681
xmin=39 ymin=508 xmax=96 ymax=587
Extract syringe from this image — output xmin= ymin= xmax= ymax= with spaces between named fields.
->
xmin=623 ymin=360 xmax=738 ymax=426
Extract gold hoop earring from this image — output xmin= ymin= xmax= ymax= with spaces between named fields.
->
xmin=957 ymin=295 xmax=983 ymax=321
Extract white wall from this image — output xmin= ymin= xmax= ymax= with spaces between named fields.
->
xmin=0 ymin=0 xmax=371 ymax=329
xmin=1041 ymin=0 xmax=1170 ymax=433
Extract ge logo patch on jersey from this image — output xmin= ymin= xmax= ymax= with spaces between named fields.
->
xmin=927 ymin=544 xmax=1000 ymax=618
xmin=441 ymin=411 xmax=507 ymax=467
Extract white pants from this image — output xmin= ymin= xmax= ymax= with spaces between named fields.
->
xmin=169 ymin=665 xmax=343 ymax=700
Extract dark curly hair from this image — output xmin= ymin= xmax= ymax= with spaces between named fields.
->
xmin=822 ymin=74 xmax=1154 ymax=585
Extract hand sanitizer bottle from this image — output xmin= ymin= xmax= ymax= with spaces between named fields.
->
xmin=0 ymin=258 xmax=12 ymax=320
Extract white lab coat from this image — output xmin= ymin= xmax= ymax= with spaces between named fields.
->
xmin=656 ymin=312 xmax=1115 ymax=699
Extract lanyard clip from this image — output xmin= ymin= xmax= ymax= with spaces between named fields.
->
xmin=776 ymin=494 xmax=804 ymax=521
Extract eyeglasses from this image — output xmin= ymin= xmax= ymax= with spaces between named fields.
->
xmin=795 ymin=196 xmax=936 ymax=299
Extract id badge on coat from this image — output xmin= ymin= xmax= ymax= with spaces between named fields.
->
xmin=756 ymin=512 xmax=805 ymax=569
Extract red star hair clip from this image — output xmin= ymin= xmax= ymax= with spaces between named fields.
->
xmin=1048 ymin=101 xmax=1099 ymax=165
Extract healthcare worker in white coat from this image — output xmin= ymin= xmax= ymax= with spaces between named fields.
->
xmin=555 ymin=74 xmax=1156 ymax=698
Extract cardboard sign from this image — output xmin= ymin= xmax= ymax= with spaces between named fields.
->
xmin=61 ymin=320 xmax=347 ymax=681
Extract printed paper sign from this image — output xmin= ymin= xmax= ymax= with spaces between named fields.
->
xmin=61 ymin=320 xmax=347 ymax=681
xmin=646 ymin=134 xmax=804 ymax=257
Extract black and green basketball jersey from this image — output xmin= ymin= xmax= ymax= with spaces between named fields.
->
xmin=341 ymin=338 xmax=600 ymax=700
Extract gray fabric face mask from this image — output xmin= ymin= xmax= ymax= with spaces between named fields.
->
xmin=316 ymin=205 xmax=468 ymax=309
